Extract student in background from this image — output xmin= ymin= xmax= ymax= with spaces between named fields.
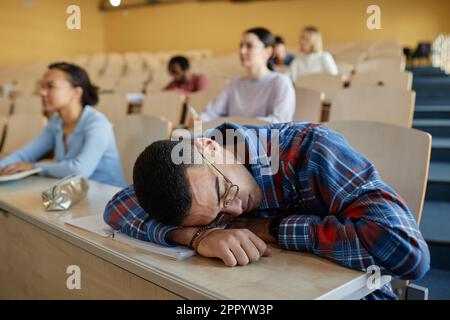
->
xmin=0 ymin=62 xmax=126 ymax=188
xmin=164 ymin=55 xmax=208 ymax=95
xmin=270 ymin=35 xmax=295 ymax=66
xmin=198 ymin=27 xmax=295 ymax=124
xmin=289 ymin=26 xmax=339 ymax=81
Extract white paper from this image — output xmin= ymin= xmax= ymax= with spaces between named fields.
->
xmin=65 ymin=214 xmax=195 ymax=260
xmin=113 ymin=232 xmax=195 ymax=261
xmin=0 ymin=168 xmax=43 ymax=182
xmin=65 ymin=214 xmax=114 ymax=238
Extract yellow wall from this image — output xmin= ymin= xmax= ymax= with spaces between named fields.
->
xmin=103 ymin=0 xmax=450 ymax=54
xmin=0 ymin=0 xmax=105 ymax=65
xmin=1 ymin=0 xmax=448 ymax=65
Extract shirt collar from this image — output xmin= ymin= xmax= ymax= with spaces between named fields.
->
xmin=54 ymin=105 xmax=93 ymax=134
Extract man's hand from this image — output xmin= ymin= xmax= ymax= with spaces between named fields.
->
xmin=226 ymin=217 xmax=277 ymax=244
xmin=195 ymin=228 xmax=272 ymax=267
xmin=0 ymin=162 xmax=33 ymax=176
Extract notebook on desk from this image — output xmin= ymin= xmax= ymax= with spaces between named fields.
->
xmin=0 ymin=168 xmax=43 ymax=182
xmin=112 ymin=231 xmax=195 ymax=261
xmin=65 ymin=214 xmax=194 ymax=261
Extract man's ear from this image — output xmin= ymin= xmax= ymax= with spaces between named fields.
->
xmin=194 ymin=137 xmax=225 ymax=162
xmin=194 ymin=138 xmax=220 ymax=153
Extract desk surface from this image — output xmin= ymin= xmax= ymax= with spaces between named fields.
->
xmin=0 ymin=176 xmax=385 ymax=300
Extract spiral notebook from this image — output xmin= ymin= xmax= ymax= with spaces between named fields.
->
xmin=66 ymin=214 xmax=194 ymax=261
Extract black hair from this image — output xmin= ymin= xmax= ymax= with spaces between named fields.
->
xmin=168 ymin=55 xmax=190 ymax=71
xmin=244 ymin=27 xmax=275 ymax=71
xmin=48 ymin=62 xmax=99 ymax=107
xmin=274 ymin=36 xmax=285 ymax=45
xmin=133 ymin=139 xmax=199 ymax=226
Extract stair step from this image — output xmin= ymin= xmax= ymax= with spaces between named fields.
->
xmin=414 ymin=89 xmax=450 ymax=98
xmin=420 ymin=201 xmax=450 ymax=243
xmin=408 ymin=67 xmax=448 ymax=77
xmin=413 ymin=119 xmax=450 ymax=137
xmin=426 ymin=182 xmax=450 ymax=201
xmin=413 ymin=268 xmax=450 ymax=299
xmin=430 ymin=138 xmax=450 ymax=162
xmin=416 ymin=97 xmax=450 ymax=106
xmin=428 ymin=162 xmax=450 ymax=183
xmin=414 ymin=106 xmax=450 ymax=119
xmin=428 ymin=244 xmax=450 ymax=270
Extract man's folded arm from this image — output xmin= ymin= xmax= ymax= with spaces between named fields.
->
xmin=103 ymin=186 xmax=182 ymax=246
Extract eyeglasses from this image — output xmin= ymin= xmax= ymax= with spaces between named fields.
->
xmin=199 ymin=151 xmax=239 ymax=209
xmin=206 ymin=212 xmax=230 ymax=229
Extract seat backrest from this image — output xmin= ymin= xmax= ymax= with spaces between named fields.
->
xmin=369 ymin=39 xmax=402 ymax=52
xmin=329 ymin=86 xmax=415 ymax=128
xmin=115 ymin=76 xmax=146 ymax=93
xmin=13 ymin=96 xmax=43 ymax=115
xmin=295 ymin=74 xmax=344 ymax=102
xmin=294 ymin=87 xmax=324 ymax=123
xmin=188 ymin=80 xmax=227 ymax=112
xmin=96 ymin=75 xmax=119 ymax=92
xmin=356 ymin=56 xmax=406 ymax=73
xmin=15 ymin=78 xmax=39 ymax=96
xmin=336 ymin=62 xmax=355 ymax=82
xmin=141 ymin=91 xmax=185 ymax=125
xmin=202 ymin=117 xmax=270 ymax=132
xmin=367 ymin=49 xmax=403 ymax=59
xmin=113 ymin=114 xmax=171 ymax=185
xmin=351 ymin=70 xmax=413 ymax=90
xmin=2 ymin=114 xmax=46 ymax=154
xmin=325 ymin=120 xmax=431 ymax=225
xmin=96 ymin=93 xmax=129 ymax=123
xmin=0 ymin=97 xmax=11 ymax=118
xmin=334 ymin=50 xmax=368 ymax=66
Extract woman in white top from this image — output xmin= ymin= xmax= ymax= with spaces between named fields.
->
xmin=289 ymin=26 xmax=339 ymax=82
xmin=199 ymin=27 xmax=295 ymax=124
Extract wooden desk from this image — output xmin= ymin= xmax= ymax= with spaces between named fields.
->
xmin=0 ymin=176 xmax=390 ymax=300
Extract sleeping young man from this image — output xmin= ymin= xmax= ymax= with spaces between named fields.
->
xmin=104 ymin=122 xmax=429 ymax=300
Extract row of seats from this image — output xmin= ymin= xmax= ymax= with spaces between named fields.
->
xmin=0 ymin=42 xmax=405 ymax=97
xmin=0 ymin=72 xmax=414 ymax=135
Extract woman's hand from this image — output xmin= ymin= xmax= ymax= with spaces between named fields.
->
xmin=0 ymin=162 xmax=33 ymax=176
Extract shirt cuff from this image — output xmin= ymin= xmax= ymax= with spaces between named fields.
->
xmin=277 ymin=215 xmax=320 ymax=252
xmin=33 ymin=161 xmax=56 ymax=176
xmin=146 ymin=223 xmax=182 ymax=247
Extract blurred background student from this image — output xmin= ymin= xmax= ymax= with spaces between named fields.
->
xmin=289 ymin=26 xmax=338 ymax=81
xmin=164 ymin=55 xmax=208 ymax=95
xmin=198 ymin=27 xmax=295 ymax=124
xmin=0 ymin=63 xmax=126 ymax=188
xmin=271 ymin=35 xmax=296 ymax=66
